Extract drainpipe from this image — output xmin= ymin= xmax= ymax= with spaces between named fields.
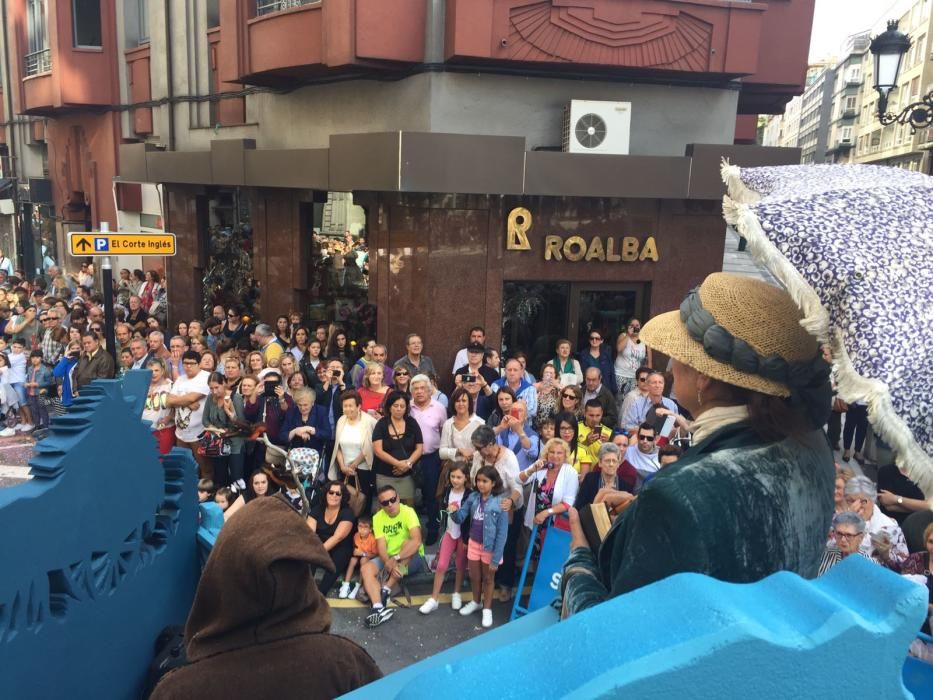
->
xmin=424 ymin=0 xmax=445 ymax=65
xmin=164 ymin=0 xmax=175 ymax=150
xmin=1 ymin=0 xmax=22 ymax=261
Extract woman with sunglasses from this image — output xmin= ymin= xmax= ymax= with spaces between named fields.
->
xmin=308 ymin=480 xmax=356 ymax=596
xmin=392 ymin=364 xmax=412 ymax=395
xmin=579 ymin=330 xmax=617 ymax=396
xmin=558 ymin=385 xmax=583 ymax=422
xmin=615 ymin=318 xmax=652 ymax=403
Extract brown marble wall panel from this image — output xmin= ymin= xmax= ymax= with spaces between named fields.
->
xmin=249 ymin=188 xmax=306 ymax=319
xmin=164 ymin=185 xmax=208 ymax=327
xmin=381 ymin=201 xmax=491 ymax=385
xmin=375 ymin=193 xmax=725 ymax=370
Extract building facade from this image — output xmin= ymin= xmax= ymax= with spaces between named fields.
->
xmin=798 ymin=66 xmax=836 ymax=163
xmin=2 ymin=0 xmax=815 ymax=368
xmin=825 ymin=33 xmax=870 ymax=165
xmin=854 ymin=0 xmax=933 ymax=172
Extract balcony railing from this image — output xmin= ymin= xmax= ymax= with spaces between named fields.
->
xmin=255 ymin=0 xmax=318 ymax=17
xmin=24 ymin=48 xmax=51 ymax=77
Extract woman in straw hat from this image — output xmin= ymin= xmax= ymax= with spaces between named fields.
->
xmin=560 ymin=272 xmax=835 ymax=617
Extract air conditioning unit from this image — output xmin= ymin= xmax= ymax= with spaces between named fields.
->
xmin=561 ymin=100 xmax=631 ymax=155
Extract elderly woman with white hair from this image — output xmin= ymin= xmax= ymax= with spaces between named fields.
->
xmin=819 ymin=511 xmax=874 ymax=576
xmin=844 ymin=475 xmax=908 ymax=566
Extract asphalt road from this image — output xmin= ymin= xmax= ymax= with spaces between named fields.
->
xmin=327 ymin=579 xmax=517 ymax=676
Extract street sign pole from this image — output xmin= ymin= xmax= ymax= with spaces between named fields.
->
xmin=99 ymin=222 xmax=116 ymax=362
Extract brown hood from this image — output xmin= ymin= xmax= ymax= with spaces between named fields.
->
xmin=185 ymin=495 xmax=336 ymax=661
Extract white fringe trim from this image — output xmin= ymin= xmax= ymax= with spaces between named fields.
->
xmin=721 ymin=162 xmax=933 ymax=494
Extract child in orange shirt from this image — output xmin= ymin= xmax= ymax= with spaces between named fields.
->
xmin=338 ymin=516 xmax=377 ymax=599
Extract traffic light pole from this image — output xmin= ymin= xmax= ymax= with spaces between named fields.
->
xmin=99 ymin=221 xmax=116 ymax=361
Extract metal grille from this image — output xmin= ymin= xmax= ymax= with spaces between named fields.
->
xmin=24 ymin=48 xmax=51 ymax=77
xmin=255 ymin=0 xmax=317 ymax=17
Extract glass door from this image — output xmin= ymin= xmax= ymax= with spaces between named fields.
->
xmin=570 ymin=283 xmax=647 ymax=354
xmin=501 ymin=281 xmax=648 ymax=376
xmin=502 ymin=281 xmax=569 ymax=376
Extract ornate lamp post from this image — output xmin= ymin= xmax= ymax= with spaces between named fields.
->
xmin=870 ymin=20 xmax=933 ymax=132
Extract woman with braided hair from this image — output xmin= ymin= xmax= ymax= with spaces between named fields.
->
xmin=561 ymin=273 xmax=835 ymax=616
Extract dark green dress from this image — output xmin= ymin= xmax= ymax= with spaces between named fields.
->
xmin=561 ymin=421 xmax=835 ymax=616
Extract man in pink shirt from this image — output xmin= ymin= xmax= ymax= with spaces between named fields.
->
xmin=410 ymin=373 xmax=447 ymax=546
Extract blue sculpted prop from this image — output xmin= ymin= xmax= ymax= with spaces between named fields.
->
xmin=0 ymin=371 xmax=199 ymax=699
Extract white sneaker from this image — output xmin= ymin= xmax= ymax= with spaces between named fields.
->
xmin=459 ymin=600 xmax=480 ymax=616
xmin=16 ymin=423 xmax=34 ymax=433
xmin=451 ymin=592 xmax=463 ymax=610
xmin=348 ymin=583 xmax=361 ymax=599
xmin=482 ymin=608 xmax=493 ymax=628
xmin=419 ymin=597 xmax=439 ymax=615
xmin=338 ymin=581 xmax=351 ymax=599
xmin=0 ymin=427 xmax=15 ymax=437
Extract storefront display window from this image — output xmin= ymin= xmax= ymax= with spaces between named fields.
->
xmin=307 ymin=192 xmax=374 ymax=342
xmin=202 ymin=188 xmax=258 ymax=319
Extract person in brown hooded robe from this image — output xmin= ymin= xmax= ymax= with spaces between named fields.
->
xmin=151 ymin=495 xmax=382 ymax=699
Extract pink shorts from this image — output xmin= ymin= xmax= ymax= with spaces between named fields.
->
xmin=436 ymin=532 xmax=467 ymax=572
xmin=467 ymin=538 xmax=502 ymax=565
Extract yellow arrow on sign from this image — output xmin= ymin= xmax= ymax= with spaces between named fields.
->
xmin=68 ymin=232 xmax=177 ymax=257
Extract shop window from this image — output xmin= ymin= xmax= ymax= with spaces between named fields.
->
xmin=140 ymin=212 xmax=161 ymax=229
xmin=306 ymin=192 xmax=373 ymax=341
xmin=202 ymin=188 xmax=258 ymax=319
xmin=73 ymin=0 xmax=102 ymax=47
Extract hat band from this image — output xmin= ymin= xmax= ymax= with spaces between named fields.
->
xmin=679 ymin=288 xmax=831 ymax=394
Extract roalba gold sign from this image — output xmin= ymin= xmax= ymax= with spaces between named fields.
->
xmin=506 ymin=208 xmax=658 ymax=262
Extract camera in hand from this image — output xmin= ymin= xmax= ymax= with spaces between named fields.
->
xmin=544 ymin=461 xmax=556 ymax=471
xmin=263 ymin=380 xmax=279 ymax=398
xmin=331 ymin=369 xmax=342 ymax=378
xmin=463 ymin=374 xmax=476 ymax=383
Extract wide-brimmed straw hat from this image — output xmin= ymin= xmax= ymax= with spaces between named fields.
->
xmin=641 ymin=273 xmax=822 ymax=398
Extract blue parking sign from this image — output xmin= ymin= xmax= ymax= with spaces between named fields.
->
xmin=94 ymin=238 xmax=110 ymax=251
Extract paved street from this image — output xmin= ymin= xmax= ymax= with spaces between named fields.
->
xmin=0 ymin=434 xmax=36 ymax=488
xmin=327 ymin=578 xmax=518 ymax=676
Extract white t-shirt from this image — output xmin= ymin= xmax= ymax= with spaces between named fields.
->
xmin=445 ymin=487 xmax=467 ymax=539
xmin=171 ymin=370 xmax=210 ymax=443
xmin=8 ymin=352 xmax=26 ymax=384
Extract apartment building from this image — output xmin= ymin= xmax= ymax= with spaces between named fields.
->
xmin=1 ymin=0 xmax=815 ymax=366
xmin=798 ymin=66 xmax=836 ymax=163
xmin=825 ymin=33 xmax=870 ymax=164
xmin=777 ymin=94 xmax=804 ymax=149
xmin=854 ymin=0 xmax=933 ymax=172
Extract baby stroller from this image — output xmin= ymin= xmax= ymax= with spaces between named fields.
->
xmin=259 ymin=432 xmax=322 ymax=516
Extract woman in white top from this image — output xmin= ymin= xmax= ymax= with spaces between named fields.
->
xmin=143 ymin=358 xmax=175 ymax=455
xmin=614 ymin=318 xmax=652 ymax=399
xmin=439 ymin=388 xmax=484 ymax=466
xmin=843 ymin=475 xmax=908 ymax=567
xmin=518 ymin=437 xmax=579 ymax=530
xmin=328 ymin=389 xmax=376 ymax=512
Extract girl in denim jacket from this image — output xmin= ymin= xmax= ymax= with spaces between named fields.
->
xmin=451 ymin=465 xmax=509 ymax=629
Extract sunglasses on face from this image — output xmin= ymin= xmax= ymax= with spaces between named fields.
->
xmin=589 ymin=336 xmax=601 ymax=341
xmin=629 ymin=326 xmax=641 ymax=332
xmin=833 ymin=530 xmax=862 ymax=540
xmin=638 ymin=434 xmax=655 ymax=442
xmin=638 ymin=377 xmax=648 ymax=383
xmin=562 ymin=393 xmax=576 ymax=400
xmin=327 ymin=490 xmax=342 ymax=497
xmin=395 ymin=371 xmax=409 ymax=377
xmin=380 ymin=495 xmax=398 ymax=507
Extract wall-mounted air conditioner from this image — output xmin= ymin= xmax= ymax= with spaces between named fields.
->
xmin=561 ymin=100 xmax=631 ymax=155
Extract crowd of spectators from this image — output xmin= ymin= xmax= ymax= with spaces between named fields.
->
xmin=13 ymin=258 xmax=931 ymax=649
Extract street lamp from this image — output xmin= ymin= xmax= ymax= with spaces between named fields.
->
xmin=870 ymin=19 xmax=933 ymax=132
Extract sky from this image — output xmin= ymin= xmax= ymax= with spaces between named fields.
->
xmin=808 ymin=0 xmax=916 ymax=62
